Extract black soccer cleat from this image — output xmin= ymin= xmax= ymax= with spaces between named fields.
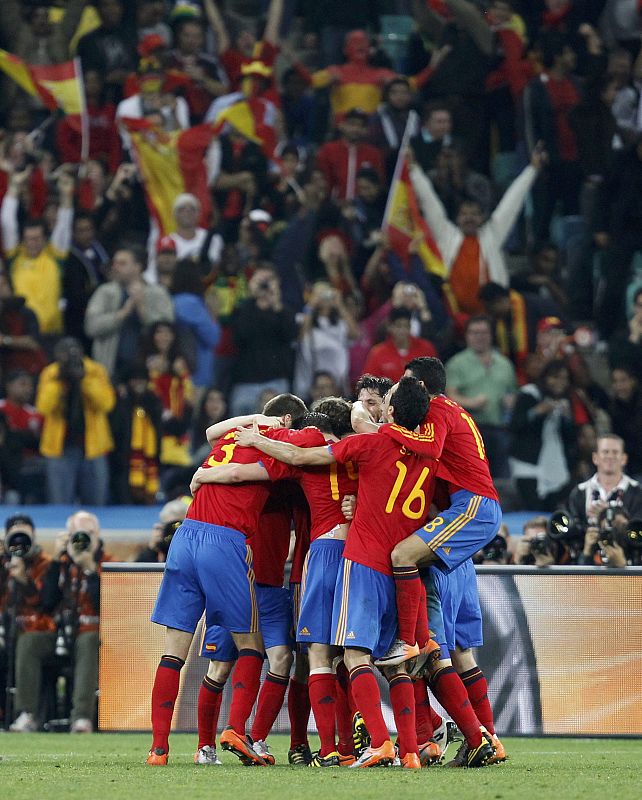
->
xmin=288 ymin=743 xmax=313 ymax=766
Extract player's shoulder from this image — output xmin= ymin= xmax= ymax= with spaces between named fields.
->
xmin=427 ymin=394 xmax=462 ymax=419
xmin=267 ymin=426 xmax=326 ymax=447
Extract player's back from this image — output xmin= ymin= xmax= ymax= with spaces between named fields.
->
xmin=423 ymin=396 xmax=498 ymax=501
xmin=188 ymin=430 xmax=288 ymax=537
xmin=331 ymin=430 xmax=436 ymax=575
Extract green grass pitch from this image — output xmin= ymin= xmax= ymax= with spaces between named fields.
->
xmin=1 ymin=734 xmax=640 ymax=800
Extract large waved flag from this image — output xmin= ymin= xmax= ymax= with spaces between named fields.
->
xmin=0 ymin=50 xmax=85 ymax=115
xmin=123 ymin=119 xmax=218 ymax=236
xmin=382 ymin=111 xmax=447 ymax=280
xmin=206 ymin=92 xmax=278 ymax=159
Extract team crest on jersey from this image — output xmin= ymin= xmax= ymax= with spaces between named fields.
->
xmin=205 ymin=644 xmax=217 ymax=652
xmin=346 ymin=631 xmax=356 ymax=640
xmin=299 ymin=627 xmax=310 ymax=636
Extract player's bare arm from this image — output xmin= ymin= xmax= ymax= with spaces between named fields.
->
xmin=190 ymin=462 xmax=270 ymax=494
xmin=351 ymin=400 xmax=380 ymax=434
xmin=205 ymin=414 xmax=283 ymax=443
xmin=235 ymin=427 xmax=335 ymax=466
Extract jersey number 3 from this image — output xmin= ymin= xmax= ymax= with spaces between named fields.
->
xmin=385 ymin=461 xmax=431 ymax=520
xmin=207 ymin=431 xmax=237 ymax=466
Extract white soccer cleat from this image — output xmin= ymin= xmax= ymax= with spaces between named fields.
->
xmin=9 ymin=711 xmax=38 ymax=732
xmin=374 ymin=639 xmax=420 ymax=667
xmin=251 ymin=739 xmax=275 ymax=765
xmin=432 ymin=718 xmax=462 ymax=761
xmin=194 ymin=745 xmax=222 ymax=765
xmin=71 ymin=718 xmax=93 ymax=733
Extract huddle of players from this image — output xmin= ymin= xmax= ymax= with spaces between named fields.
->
xmin=147 ymin=357 xmax=506 ymax=769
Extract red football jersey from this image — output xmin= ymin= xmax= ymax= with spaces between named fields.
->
xmin=330 ymin=432 xmax=436 ymax=575
xmin=268 ymin=427 xmax=359 ymax=542
xmin=381 ymin=395 xmax=499 ymax=500
xmin=188 ymin=430 xmax=291 ymax=537
xmin=251 ymin=481 xmax=297 ymax=586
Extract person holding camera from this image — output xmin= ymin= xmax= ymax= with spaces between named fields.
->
xmin=228 ymin=267 xmax=297 ymax=416
xmin=2 ymin=515 xmax=56 ymax=732
xmin=43 ymin=511 xmax=110 ymax=732
xmin=136 ymin=498 xmax=190 ymax=564
xmin=567 ymin=434 xmax=642 ymax=531
xmin=293 ymin=281 xmax=359 ymax=398
xmin=577 ymin=507 xmax=630 ymax=567
xmin=35 ymin=337 xmax=116 ymax=505
xmin=513 ymin=517 xmax=558 ymax=567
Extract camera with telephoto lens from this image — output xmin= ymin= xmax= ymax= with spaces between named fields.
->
xmin=482 ymin=535 xmax=508 ymax=563
xmin=528 ymin=531 xmax=552 ymax=557
xmin=596 ymin=507 xmax=642 ymax=555
xmin=5 ymin=529 xmax=34 ymax=559
xmin=158 ymin=520 xmax=181 ymax=556
xmin=547 ymin=510 xmax=585 ymax=546
xmin=70 ymin=530 xmax=92 ymax=554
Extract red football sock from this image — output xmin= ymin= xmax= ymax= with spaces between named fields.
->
xmin=151 ymin=655 xmax=184 ymax=752
xmin=349 ymin=665 xmax=389 ymax=749
xmin=250 ymin=671 xmax=289 ymax=742
xmin=393 ymin=566 xmax=422 ymax=645
xmin=413 ymin=678 xmax=433 ymax=743
xmin=335 ymin=661 xmax=357 ymax=715
xmin=415 ymin=581 xmax=429 ymax=649
xmin=227 ymin=649 xmax=264 ymax=734
xmin=334 ymin=667 xmax=354 ymax=756
xmin=429 ymin=666 xmax=482 ymax=748
xmin=308 ymin=673 xmax=337 ymax=757
xmin=460 ymin=667 xmax=495 ymax=735
xmin=389 ymin=674 xmax=418 ymax=758
xmin=288 ymin=677 xmax=310 ymax=748
xmin=197 ymin=675 xmax=225 ymax=749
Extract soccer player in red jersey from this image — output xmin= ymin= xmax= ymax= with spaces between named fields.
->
xmin=193 ymin=399 xmax=359 ymax=766
xmin=147 ymin=399 xmax=299 ymax=767
xmin=235 ymin=378 xmax=433 ymax=769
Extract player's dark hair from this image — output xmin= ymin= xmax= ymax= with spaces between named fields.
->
xmin=404 ymin=357 xmax=446 ymax=396
xmin=299 ymin=411 xmax=333 ymax=435
xmin=355 ymin=373 xmax=393 ymax=399
xmin=390 ymin=376 xmax=429 ymax=431
xmin=312 ymin=397 xmax=353 ymax=438
xmin=263 ymin=393 xmax=308 ymax=423
xmin=5 ymin=513 xmax=35 ymax=533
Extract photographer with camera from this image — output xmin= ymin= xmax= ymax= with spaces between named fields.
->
xmin=566 ymin=435 xmax=642 ymax=559
xmin=35 ymin=336 xmax=116 ymax=505
xmin=44 ymin=511 xmax=111 ymax=732
xmin=576 ymin=506 xmax=639 ymax=567
xmin=2 ymin=515 xmax=56 ymax=732
xmin=514 ymin=516 xmax=559 ymax=567
xmin=136 ymin=498 xmax=190 ymax=563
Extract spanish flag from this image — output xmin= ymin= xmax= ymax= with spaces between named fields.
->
xmin=211 ymin=95 xmax=278 ymax=159
xmin=0 ymin=51 xmax=85 ymax=115
xmin=383 ymin=113 xmax=447 ymax=279
xmin=123 ymin=119 xmax=217 ymax=236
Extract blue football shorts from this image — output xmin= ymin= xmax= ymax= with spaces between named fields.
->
xmin=297 ymin=538 xmax=345 ymax=646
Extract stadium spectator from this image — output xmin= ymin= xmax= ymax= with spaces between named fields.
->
xmin=190 ymin=387 xmax=227 ymax=465
xmin=36 ymin=337 xmax=116 ymax=505
xmin=367 ymin=77 xmax=419 ymax=172
xmin=109 ymin=364 xmax=162 ymax=505
xmin=315 ymin=108 xmax=386 ymax=201
xmin=445 ymin=315 xmax=517 ymax=478
xmin=0 ymin=370 xmax=44 ymax=504
xmin=293 ymin=282 xmax=359 ymax=397
xmin=1 ymin=167 xmax=75 ymax=340
xmin=429 ymin=146 xmax=494 ymax=219
xmin=510 ymin=242 xmax=568 ymax=316
xmin=362 ymin=307 xmax=437 ymax=383
xmin=84 ymin=248 xmax=174 ymax=384
xmin=4 ymin=514 xmax=56 ymax=732
xmin=410 ymin=146 xmax=544 ymax=316
xmin=154 ymin=236 xmax=178 ymax=292
xmin=62 ymin=212 xmax=110 ymax=351
xmin=0 ymin=269 xmax=48 ymax=378
xmin=509 ymin=359 xmax=577 ymax=510
xmin=228 ymin=267 xmax=297 ymax=415
xmin=410 ymin=101 xmax=454 ymax=173
xmin=309 ymin=371 xmax=341 ymax=407
xmin=76 ymin=0 xmax=138 ymax=103
xmin=608 ymin=368 xmax=642 ymax=479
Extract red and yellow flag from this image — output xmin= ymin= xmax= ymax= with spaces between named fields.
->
xmin=212 ymin=95 xmax=278 ymax=159
xmin=123 ymin=119 xmax=218 ymax=236
xmin=383 ymin=154 xmax=447 ymax=279
xmin=0 ymin=51 xmax=85 ymax=114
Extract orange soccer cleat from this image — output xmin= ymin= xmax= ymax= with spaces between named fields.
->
xmin=146 ymin=748 xmax=169 ymax=766
xmin=220 ymin=727 xmax=267 ymax=766
xmin=350 ymin=740 xmax=396 ymax=768
xmin=401 ymin=753 xmax=421 ymax=769
xmin=487 ymin=734 xmax=507 ymax=764
xmin=418 ymin=740 xmax=442 ymax=767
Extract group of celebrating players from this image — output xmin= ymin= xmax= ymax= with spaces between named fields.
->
xmin=146 ymin=357 xmax=507 ymax=770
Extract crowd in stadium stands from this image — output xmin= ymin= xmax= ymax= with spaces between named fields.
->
xmin=0 ymin=0 xmax=640 ymax=513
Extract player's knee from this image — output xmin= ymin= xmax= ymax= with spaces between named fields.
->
xmin=207 ymin=659 xmax=233 ymax=683
xmin=391 ymin=542 xmax=410 ymax=567
xmin=268 ymin=646 xmax=293 ymax=676
xmin=342 ymin=647 xmax=370 ymax=672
